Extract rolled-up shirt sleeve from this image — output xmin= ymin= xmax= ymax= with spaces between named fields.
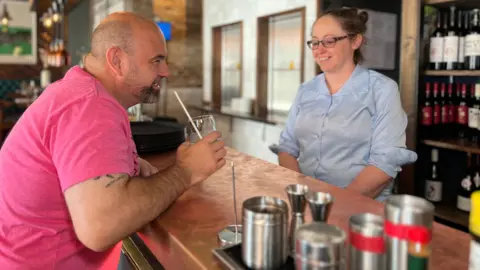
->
xmin=368 ymin=79 xmax=418 ymax=178
xmin=278 ymin=86 xmax=303 ymax=158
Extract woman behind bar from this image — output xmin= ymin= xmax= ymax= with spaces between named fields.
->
xmin=278 ymin=7 xmax=417 ymax=201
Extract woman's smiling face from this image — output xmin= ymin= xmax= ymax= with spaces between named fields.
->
xmin=309 ymin=15 xmax=362 ymax=73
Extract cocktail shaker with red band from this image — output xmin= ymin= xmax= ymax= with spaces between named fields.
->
xmin=348 ymin=213 xmax=386 ymax=270
xmin=384 ymin=195 xmax=435 ymax=270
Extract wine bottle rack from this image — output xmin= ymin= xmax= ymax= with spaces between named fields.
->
xmin=434 ymin=201 xmax=469 ymax=229
xmin=422 ymin=139 xmax=480 ymax=154
xmin=425 ymin=0 xmax=480 ymax=7
xmin=425 ymin=70 xmax=480 ymax=76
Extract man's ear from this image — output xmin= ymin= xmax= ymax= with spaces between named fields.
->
xmin=105 ymin=46 xmax=124 ymax=77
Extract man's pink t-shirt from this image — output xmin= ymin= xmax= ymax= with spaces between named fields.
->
xmin=0 ymin=66 xmax=140 ymax=269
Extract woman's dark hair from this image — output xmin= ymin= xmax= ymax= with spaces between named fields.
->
xmin=317 ymin=7 xmax=369 ymax=64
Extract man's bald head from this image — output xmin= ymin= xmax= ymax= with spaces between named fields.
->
xmin=85 ymin=12 xmax=169 ymax=108
xmin=90 ymin=12 xmax=161 ymax=60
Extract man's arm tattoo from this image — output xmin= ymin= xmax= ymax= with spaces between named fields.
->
xmin=93 ymin=174 xmax=114 ymax=181
xmin=105 ymin=174 xmax=129 ymax=188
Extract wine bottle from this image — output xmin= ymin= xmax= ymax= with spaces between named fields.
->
xmin=458 ymin=9 xmax=466 ymax=70
xmin=458 ymin=83 xmax=469 ymax=140
xmin=465 ymin=9 xmax=480 ymax=70
xmin=425 ymin=148 xmax=442 ymax=202
xmin=458 ymin=153 xmax=475 ymax=212
xmin=440 ymin=83 xmax=449 ymax=136
xmin=473 ymin=155 xmax=480 ymax=189
xmin=430 ymin=10 xmax=445 ymax=70
xmin=421 ymin=82 xmax=433 ymax=138
xmin=469 ymin=84 xmax=480 ymax=143
xmin=433 ymin=82 xmax=441 ymax=136
xmin=444 ymin=6 xmax=459 ymax=70
xmin=472 ymin=83 xmax=480 ymax=144
xmin=447 ymin=83 xmax=457 ymax=138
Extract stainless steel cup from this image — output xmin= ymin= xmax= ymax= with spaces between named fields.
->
xmin=348 ymin=213 xmax=385 ymax=270
xmin=384 ymin=195 xmax=435 ymax=270
xmin=242 ymin=196 xmax=289 ymax=269
xmin=295 ymin=222 xmax=346 ymax=270
xmin=305 ymin=191 xmax=334 ymax=222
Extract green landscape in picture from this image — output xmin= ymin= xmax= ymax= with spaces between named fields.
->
xmin=0 ymin=27 xmax=32 ymax=56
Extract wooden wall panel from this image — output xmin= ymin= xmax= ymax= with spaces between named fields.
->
xmin=211 ymin=27 xmax=222 ymax=109
xmin=398 ymin=0 xmax=421 ymax=195
xmin=211 ymin=21 xmax=243 ymax=109
xmin=255 ymin=17 xmax=269 ymax=117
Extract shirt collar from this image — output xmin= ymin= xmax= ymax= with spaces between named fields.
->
xmin=317 ymin=64 xmax=369 ymax=96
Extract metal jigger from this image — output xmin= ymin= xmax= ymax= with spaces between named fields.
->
xmin=285 ymin=184 xmax=309 ymax=255
xmin=305 ymin=190 xmax=334 ymax=222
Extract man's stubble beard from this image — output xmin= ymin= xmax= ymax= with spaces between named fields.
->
xmin=139 ymin=76 xmax=163 ymax=104
xmin=126 ymin=65 xmax=163 ymax=104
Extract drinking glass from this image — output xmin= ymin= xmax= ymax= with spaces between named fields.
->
xmin=184 ymin=114 xmax=216 ymax=143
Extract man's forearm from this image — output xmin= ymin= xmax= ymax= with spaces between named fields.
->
xmin=278 ymin=152 xmax=300 ymax=172
xmin=346 ymin=165 xmax=391 ymax=198
xmin=89 ymin=164 xmax=188 ymax=250
xmin=121 ymin=164 xmax=187 ymax=228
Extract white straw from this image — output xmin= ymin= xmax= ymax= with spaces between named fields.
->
xmin=173 ymin=91 xmax=203 ymax=140
xmin=231 ymin=161 xmax=238 ymax=242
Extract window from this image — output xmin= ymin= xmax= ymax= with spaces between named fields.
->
xmin=212 ymin=22 xmax=243 ymax=109
xmin=221 ymin=24 xmax=242 ymax=108
xmin=267 ymin=11 xmax=303 ymax=112
xmin=257 ymin=8 xmax=305 ymax=116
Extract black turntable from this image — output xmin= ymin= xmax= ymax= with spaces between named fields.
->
xmin=130 ymin=120 xmax=185 ymax=154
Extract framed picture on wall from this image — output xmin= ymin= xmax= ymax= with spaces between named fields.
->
xmin=0 ymin=1 xmax=37 ymax=65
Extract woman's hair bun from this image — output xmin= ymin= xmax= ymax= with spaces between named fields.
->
xmin=358 ymin=11 xmax=369 ymax=24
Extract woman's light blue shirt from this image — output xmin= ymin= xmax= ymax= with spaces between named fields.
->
xmin=278 ymin=65 xmax=417 ymax=201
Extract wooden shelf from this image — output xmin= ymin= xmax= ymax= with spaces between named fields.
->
xmin=422 ymin=138 xmax=480 ymax=154
xmin=425 ymin=0 xmax=458 ymax=4
xmin=425 ymin=0 xmax=480 ymax=7
xmin=434 ymin=201 xmax=469 ymax=230
xmin=424 ymin=70 xmax=480 ymax=77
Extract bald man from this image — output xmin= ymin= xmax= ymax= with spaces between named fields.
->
xmin=0 ymin=12 xmax=227 ymax=269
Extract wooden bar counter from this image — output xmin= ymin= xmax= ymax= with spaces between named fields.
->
xmin=126 ymin=148 xmax=470 ymax=269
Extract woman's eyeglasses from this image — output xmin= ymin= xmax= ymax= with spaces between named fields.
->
xmin=306 ymin=35 xmax=353 ymax=50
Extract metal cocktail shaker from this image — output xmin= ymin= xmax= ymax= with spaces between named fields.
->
xmin=295 ymin=222 xmax=346 ymax=270
xmin=348 ymin=213 xmax=385 ymax=270
xmin=242 ymin=196 xmax=289 ymax=269
xmin=384 ymin=195 xmax=434 ymax=270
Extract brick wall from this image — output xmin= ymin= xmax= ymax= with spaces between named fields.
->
xmin=132 ymin=0 xmax=154 ymax=19
xmin=153 ymin=0 xmax=203 ymax=88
